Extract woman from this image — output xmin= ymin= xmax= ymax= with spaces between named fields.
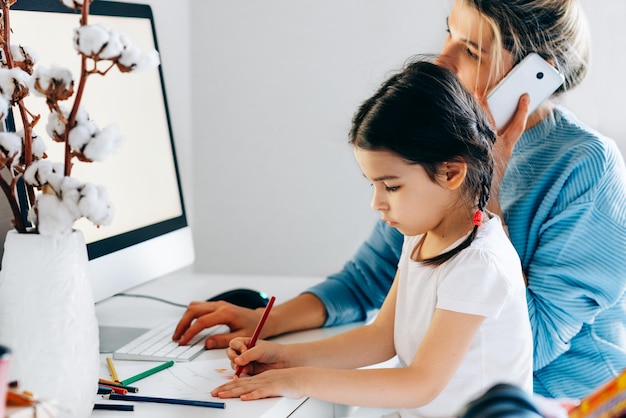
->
xmin=176 ymin=0 xmax=626 ymax=399
xmin=436 ymin=0 xmax=626 ymax=398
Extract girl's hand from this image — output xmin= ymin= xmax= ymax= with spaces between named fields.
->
xmin=226 ymin=338 xmax=288 ymax=376
xmin=211 ymin=368 xmax=306 ymax=400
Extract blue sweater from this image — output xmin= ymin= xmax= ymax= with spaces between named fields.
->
xmin=307 ymin=107 xmax=626 ymax=399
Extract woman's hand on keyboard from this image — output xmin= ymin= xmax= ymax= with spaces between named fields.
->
xmin=173 ymin=301 xmax=263 ymax=349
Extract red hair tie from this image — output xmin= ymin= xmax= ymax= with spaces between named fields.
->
xmin=473 ymin=210 xmax=483 ymax=227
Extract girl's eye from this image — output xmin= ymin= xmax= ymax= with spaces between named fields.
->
xmin=386 ymin=186 xmax=400 ymax=192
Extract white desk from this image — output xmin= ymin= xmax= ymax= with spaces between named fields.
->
xmin=93 ymin=272 xmax=363 ymax=418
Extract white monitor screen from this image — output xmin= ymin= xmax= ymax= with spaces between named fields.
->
xmin=8 ymin=0 xmax=193 ymax=302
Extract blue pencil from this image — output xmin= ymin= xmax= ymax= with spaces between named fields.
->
xmin=107 ymin=393 xmax=226 ymax=409
xmin=94 ymin=403 xmax=134 ymax=411
xmin=97 ymin=386 xmax=113 ymax=395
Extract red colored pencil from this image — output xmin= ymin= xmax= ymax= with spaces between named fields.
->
xmin=99 ymin=384 xmax=128 ymax=395
xmin=235 ymin=296 xmax=276 ymax=377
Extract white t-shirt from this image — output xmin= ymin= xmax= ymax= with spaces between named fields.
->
xmin=393 ymin=214 xmax=533 ymax=418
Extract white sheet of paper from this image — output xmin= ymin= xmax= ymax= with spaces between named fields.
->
xmin=98 ymin=357 xmax=305 ymax=417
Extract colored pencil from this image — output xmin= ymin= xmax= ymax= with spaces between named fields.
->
xmin=106 ymin=357 xmax=120 ymax=382
xmin=99 ymin=384 xmax=128 ymax=395
xmin=107 ymin=393 xmax=225 ymax=409
xmin=235 ymin=295 xmax=276 ymax=377
xmin=97 ymin=386 xmax=113 ymax=395
xmin=120 ymin=360 xmax=174 ymax=386
xmin=98 ymin=379 xmax=139 ymax=393
xmin=94 ymin=403 xmax=134 ymax=411
xmin=107 ymin=357 xmax=120 ymax=382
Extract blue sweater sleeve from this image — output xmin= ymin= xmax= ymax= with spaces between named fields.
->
xmin=525 ymin=140 xmax=626 ymax=366
xmin=504 ymin=114 xmax=626 ymax=397
xmin=306 ymin=219 xmax=403 ymax=326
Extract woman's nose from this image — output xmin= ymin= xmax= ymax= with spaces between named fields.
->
xmin=434 ymin=52 xmax=458 ymax=74
xmin=434 ymin=40 xmax=459 ymax=73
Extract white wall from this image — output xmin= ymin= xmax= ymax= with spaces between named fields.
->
xmin=186 ymin=0 xmax=626 ymax=278
xmin=189 ymin=1 xmax=451 ymax=277
xmin=149 ymin=1 xmax=624 ymax=278
xmin=561 ymin=1 xmax=626 ymax=145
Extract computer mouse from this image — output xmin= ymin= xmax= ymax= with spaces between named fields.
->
xmin=207 ymin=288 xmax=270 ymax=309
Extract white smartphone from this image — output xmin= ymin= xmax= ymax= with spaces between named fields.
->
xmin=487 ymin=52 xmax=564 ymax=129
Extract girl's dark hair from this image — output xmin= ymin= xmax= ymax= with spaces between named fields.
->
xmin=349 ymin=59 xmax=496 ymax=266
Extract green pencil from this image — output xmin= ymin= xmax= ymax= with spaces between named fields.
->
xmin=120 ymin=360 xmax=174 ymax=386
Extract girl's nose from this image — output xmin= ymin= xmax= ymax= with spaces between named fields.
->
xmin=371 ymin=191 xmax=388 ymax=212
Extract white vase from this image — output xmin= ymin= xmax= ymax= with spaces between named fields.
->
xmin=0 ymin=230 xmax=99 ymax=418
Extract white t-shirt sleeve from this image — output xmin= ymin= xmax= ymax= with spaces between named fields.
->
xmin=436 ymin=248 xmax=512 ymax=318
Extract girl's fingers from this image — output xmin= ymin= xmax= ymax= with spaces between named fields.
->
xmin=212 ymin=377 xmax=272 ymax=400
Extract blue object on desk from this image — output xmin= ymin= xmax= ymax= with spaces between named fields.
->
xmin=94 ymin=403 xmax=134 ymax=411
xmin=97 ymin=386 xmax=113 ymax=395
xmin=107 ymin=393 xmax=226 ymax=409
xmin=458 ymin=383 xmax=542 ymax=418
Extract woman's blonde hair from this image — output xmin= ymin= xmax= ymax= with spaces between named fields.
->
xmin=465 ymin=0 xmax=591 ymax=95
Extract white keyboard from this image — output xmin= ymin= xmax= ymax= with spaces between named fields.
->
xmin=113 ymin=320 xmax=229 ymax=362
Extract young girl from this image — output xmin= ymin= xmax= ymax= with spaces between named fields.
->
xmin=211 ymin=60 xmax=533 ymax=417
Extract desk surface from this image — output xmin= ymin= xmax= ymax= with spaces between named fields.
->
xmin=93 ymin=271 xmax=359 ymax=418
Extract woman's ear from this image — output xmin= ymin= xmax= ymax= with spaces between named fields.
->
xmin=443 ymin=161 xmax=467 ymax=190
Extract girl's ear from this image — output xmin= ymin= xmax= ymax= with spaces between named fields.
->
xmin=443 ymin=161 xmax=467 ymax=190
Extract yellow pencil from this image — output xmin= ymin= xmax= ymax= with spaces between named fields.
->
xmin=106 ymin=357 xmax=120 ymax=382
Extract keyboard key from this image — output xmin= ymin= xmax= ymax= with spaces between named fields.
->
xmin=113 ymin=320 xmax=229 ymax=362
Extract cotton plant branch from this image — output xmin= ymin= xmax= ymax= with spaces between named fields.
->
xmin=0 ymin=0 xmax=33 ymax=232
xmin=0 ymin=0 xmax=159 ymax=235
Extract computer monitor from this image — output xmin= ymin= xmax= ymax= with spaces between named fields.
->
xmin=8 ymin=0 xmax=194 ymax=303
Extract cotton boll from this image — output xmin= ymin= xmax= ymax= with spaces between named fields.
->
xmin=31 ymin=132 xmax=47 ymax=159
xmin=117 ymin=46 xmax=160 ymax=72
xmin=31 ymin=193 xmax=76 ymax=236
xmin=0 ymin=68 xmax=30 ymax=103
xmin=24 ymin=160 xmax=53 ymax=187
xmin=46 ymin=111 xmax=66 ymax=142
xmin=78 ymin=183 xmax=114 ymax=226
xmin=23 ymin=160 xmax=63 ymax=189
xmin=3 ymin=45 xmax=39 ymax=75
xmin=68 ymin=120 xmax=98 ymax=154
xmin=16 ymin=130 xmax=47 ymax=160
xmin=47 ymin=162 xmax=66 ymax=191
xmin=32 ymin=65 xmax=74 ymax=101
xmin=61 ymin=0 xmax=85 ymax=9
xmin=0 ymin=96 xmax=8 ymax=119
xmin=59 ymin=177 xmax=85 ymax=219
xmin=10 ymin=45 xmax=38 ymax=64
xmin=0 ymin=132 xmax=22 ymax=161
xmin=118 ymin=33 xmax=132 ymax=49
xmin=74 ymin=24 xmax=110 ymax=58
xmin=82 ymin=124 xmax=124 ymax=162
xmin=74 ymin=106 xmax=90 ymax=124
xmin=47 ymin=106 xmax=90 ymax=142
xmin=98 ymin=30 xmax=125 ymax=60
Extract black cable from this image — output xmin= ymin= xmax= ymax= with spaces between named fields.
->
xmin=113 ymin=292 xmax=188 ymax=308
